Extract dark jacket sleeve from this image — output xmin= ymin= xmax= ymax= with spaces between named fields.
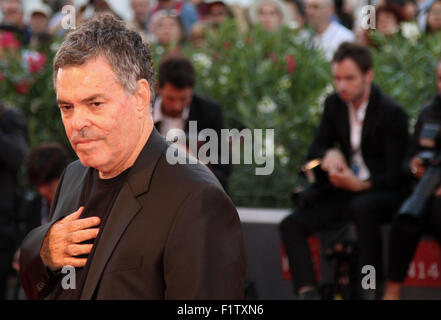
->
xmin=370 ymin=106 xmax=409 ymax=189
xmin=307 ymin=97 xmax=338 ymax=160
xmin=163 ymin=184 xmax=246 ymax=299
xmin=19 ymin=169 xmax=66 ymax=300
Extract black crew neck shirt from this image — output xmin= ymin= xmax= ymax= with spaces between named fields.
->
xmin=54 ymin=167 xmax=130 ymax=300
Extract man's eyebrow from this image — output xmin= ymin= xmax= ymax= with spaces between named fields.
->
xmin=80 ymin=94 xmax=106 ymax=103
xmin=57 ymin=94 xmax=107 ymax=106
xmin=57 ymin=99 xmax=71 ymax=106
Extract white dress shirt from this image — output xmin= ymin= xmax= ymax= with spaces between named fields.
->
xmin=348 ymin=100 xmax=370 ymax=181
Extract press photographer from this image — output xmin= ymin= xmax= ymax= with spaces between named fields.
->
xmin=383 ymin=60 xmax=441 ymax=300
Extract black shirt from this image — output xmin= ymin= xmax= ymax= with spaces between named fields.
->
xmin=53 ymin=167 xmax=129 ymax=299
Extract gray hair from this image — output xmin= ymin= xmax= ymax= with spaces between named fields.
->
xmin=53 ymin=14 xmax=155 ymax=100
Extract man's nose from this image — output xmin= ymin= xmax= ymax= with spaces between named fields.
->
xmin=71 ymin=107 xmax=92 ymax=131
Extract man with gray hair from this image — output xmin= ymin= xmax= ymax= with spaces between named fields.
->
xmin=305 ymin=0 xmax=354 ymax=60
xmin=19 ymin=14 xmax=245 ymax=300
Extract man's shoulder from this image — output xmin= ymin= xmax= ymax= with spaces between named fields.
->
xmin=155 ymin=147 xmax=225 ymax=194
xmin=192 ymin=94 xmax=222 ymax=110
xmin=372 ymin=85 xmax=406 ymax=116
xmin=328 ymin=21 xmax=354 ymax=40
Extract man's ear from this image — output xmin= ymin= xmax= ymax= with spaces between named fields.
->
xmin=134 ymin=79 xmax=151 ymax=115
xmin=366 ymin=69 xmax=374 ymax=84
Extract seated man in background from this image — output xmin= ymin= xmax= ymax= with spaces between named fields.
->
xmin=154 ymin=56 xmax=230 ymax=190
xmin=383 ymin=60 xmax=441 ymax=300
xmin=280 ymin=42 xmax=410 ymax=300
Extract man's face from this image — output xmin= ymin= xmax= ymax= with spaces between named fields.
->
xmin=377 ymin=11 xmax=398 ymax=35
xmin=208 ymin=3 xmax=229 ymax=26
xmin=305 ymin=0 xmax=331 ymax=29
xmin=332 ymin=58 xmax=372 ymax=104
xmin=30 ymin=13 xmax=49 ymax=34
xmin=56 ymin=56 xmax=146 ymax=175
xmin=258 ymin=3 xmax=282 ymax=31
xmin=1 ymin=1 xmax=24 ymax=27
xmin=437 ymin=62 xmax=441 ymax=95
xmin=158 ymin=83 xmax=193 ymax=118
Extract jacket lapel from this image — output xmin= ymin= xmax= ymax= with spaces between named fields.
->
xmin=80 ymin=128 xmax=169 ymax=299
xmin=361 ymin=85 xmax=379 ymax=145
xmin=340 ymin=101 xmax=351 ymax=159
xmin=49 ymin=165 xmax=91 ymax=222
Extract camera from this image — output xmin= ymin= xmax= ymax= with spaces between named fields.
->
xmin=398 ymin=123 xmax=441 ymax=227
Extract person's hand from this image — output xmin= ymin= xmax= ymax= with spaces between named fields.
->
xmin=329 ymin=166 xmax=371 ymax=192
xmin=435 ymin=186 xmax=441 ymax=198
xmin=321 ymin=149 xmax=348 ymax=173
xmin=12 ymin=248 xmax=20 ymax=272
xmin=410 ymin=156 xmax=425 ymax=179
xmin=40 ymin=207 xmax=100 ymax=272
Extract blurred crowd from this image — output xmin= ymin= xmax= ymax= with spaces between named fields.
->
xmin=0 ymin=0 xmax=440 ymax=61
xmin=1 ymin=0 xmax=441 ymax=301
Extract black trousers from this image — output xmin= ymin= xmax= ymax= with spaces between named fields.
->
xmin=387 ymin=196 xmax=441 ymax=282
xmin=279 ymin=187 xmax=404 ymax=292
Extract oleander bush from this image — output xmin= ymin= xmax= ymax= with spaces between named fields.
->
xmin=2 ymin=22 xmax=440 ymax=207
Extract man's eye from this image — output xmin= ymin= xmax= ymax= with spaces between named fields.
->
xmin=92 ymin=102 xmax=102 ymax=107
xmin=59 ymin=105 xmax=72 ymax=111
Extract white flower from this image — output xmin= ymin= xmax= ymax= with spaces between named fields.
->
xmin=278 ymin=76 xmax=292 ymax=89
xmin=192 ymin=52 xmax=212 ymax=70
xmin=275 ymin=145 xmax=287 ymax=157
xmin=220 ymin=65 xmax=230 ymax=74
xmin=401 ymin=22 xmax=420 ymax=43
xmin=257 ymin=96 xmax=277 ymax=113
xmin=155 ymin=46 xmax=165 ymax=55
xmin=219 ymin=75 xmax=228 ymax=85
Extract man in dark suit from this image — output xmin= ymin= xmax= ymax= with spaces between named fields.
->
xmin=19 ymin=14 xmax=245 ymax=300
xmin=279 ymin=42 xmax=410 ymax=299
xmin=0 ymin=102 xmax=27 ymax=299
xmin=154 ymin=56 xmax=230 ymax=190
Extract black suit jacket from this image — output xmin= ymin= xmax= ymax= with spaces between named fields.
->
xmin=308 ymin=84 xmax=409 ymax=191
xmin=19 ymin=128 xmax=246 ymax=300
xmin=155 ymin=94 xmax=230 ymax=190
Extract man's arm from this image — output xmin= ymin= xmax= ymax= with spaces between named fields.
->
xmin=163 ymin=184 xmax=246 ymax=299
xmin=369 ymin=107 xmax=410 ymax=190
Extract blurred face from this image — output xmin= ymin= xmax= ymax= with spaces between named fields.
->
xmin=153 ymin=16 xmax=182 ymax=46
xmin=30 ymin=13 xmax=49 ymax=34
xmin=158 ymin=83 xmax=193 ymax=118
xmin=208 ymin=3 xmax=229 ymax=26
xmin=437 ymin=62 xmax=441 ymax=95
xmin=258 ymin=3 xmax=283 ymax=31
xmin=56 ymin=56 xmax=149 ymax=177
xmin=403 ymin=2 xmax=417 ymax=21
xmin=131 ymin=0 xmax=150 ymax=23
xmin=305 ymin=0 xmax=332 ymax=30
xmin=37 ymin=179 xmax=59 ymax=204
xmin=377 ymin=11 xmax=398 ymax=35
xmin=427 ymin=2 xmax=441 ymax=33
xmin=332 ymin=58 xmax=373 ymax=104
xmin=1 ymin=0 xmax=24 ymax=27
